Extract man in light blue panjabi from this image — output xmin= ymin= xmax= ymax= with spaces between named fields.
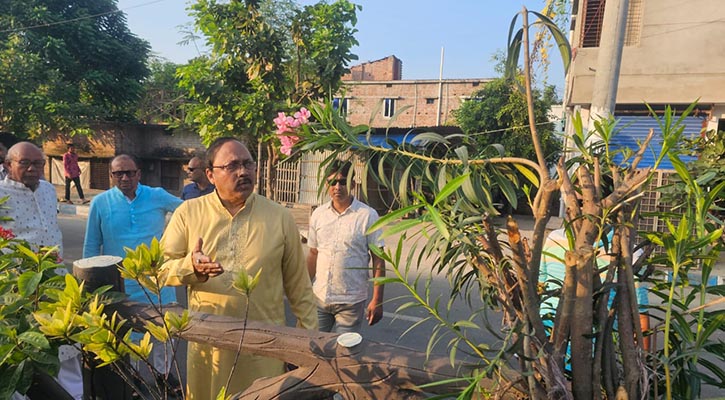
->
xmin=83 ymin=154 xmax=182 ymax=377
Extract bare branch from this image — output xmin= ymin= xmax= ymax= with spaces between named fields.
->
xmin=627 ymin=128 xmax=655 ymax=174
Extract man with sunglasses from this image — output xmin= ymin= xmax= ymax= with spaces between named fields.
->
xmin=307 ymin=160 xmax=386 ymax=333
xmin=0 ymin=142 xmax=83 ymax=399
xmin=83 ymin=154 xmax=182 ymax=381
xmin=160 ymin=137 xmax=317 ymax=399
xmin=181 ymin=156 xmax=214 ymax=200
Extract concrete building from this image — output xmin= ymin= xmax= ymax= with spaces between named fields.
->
xmin=339 ymin=55 xmax=491 ymax=129
xmin=565 ymin=0 xmax=725 ymax=136
xmin=564 ymin=0 xmax=725 ymax=231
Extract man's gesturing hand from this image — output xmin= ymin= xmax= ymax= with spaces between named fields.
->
xmin=191 ymin=237 xmax=224 ymax=281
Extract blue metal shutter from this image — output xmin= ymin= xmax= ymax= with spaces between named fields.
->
xmin=610 ymin=115 xmax=705 ymax=169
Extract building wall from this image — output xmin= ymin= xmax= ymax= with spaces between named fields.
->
xmin=43 ymin=123 xmax=206 ymax=194
xmin=342 ymin=55 xmax=402 ymax=81
xmin=567 ymin=0 xmax=725 ymax=105
xmin=341 ymin=79 xmax=490 ymax=128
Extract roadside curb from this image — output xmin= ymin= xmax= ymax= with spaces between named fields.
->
xmin=57 ymin=203 xmax=89 ymax=217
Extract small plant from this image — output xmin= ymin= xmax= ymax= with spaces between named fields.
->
xmin=33 ymin=237 xmax=190 ymax=400
xmin=216 ymin=267 xmax=262 ymax=400
xmin=0 ymin=225 xmax=69 ymax=399
xmin=645 ymin=151 xmax=725 ymax=400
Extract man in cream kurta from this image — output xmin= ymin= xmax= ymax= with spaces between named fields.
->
xmin=160 ymin=138 xmax=317 ymax=400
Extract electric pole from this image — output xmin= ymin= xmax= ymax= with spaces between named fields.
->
xmin=587 ymin=0 xmax=630 ymax=134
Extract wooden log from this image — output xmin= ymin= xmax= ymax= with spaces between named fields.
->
xmin=72 ymin=255 xmax=125 ymax=293
xmin=119 ymin=302 xmax=526 ymax=399
xmin=72 ymin=256 xmax=133 ymax=400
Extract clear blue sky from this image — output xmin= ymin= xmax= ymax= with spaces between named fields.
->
xmin=117 ymin=0 xmax=567 ymax=90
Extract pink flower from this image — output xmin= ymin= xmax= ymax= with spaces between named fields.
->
xmin=0 ymin=227 xmax=15 ymax=240
xmin=279 ymin=134 xmax=300 ymax=156
xmin=274 ymin=107 xmax=310 ymax=156
xmin=294 ymin=107 xmax=311 ymax=124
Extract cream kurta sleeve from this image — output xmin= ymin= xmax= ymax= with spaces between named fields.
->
xmin=160 ymin=201 xmax=203 ymax=286
xmin=279 ymin=205 xmax=318 ymax=330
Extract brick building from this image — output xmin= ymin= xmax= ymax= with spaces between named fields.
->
xmin=43 ymin=123 xmax=206 ymax=195
xmin=339 ymin=55 xmax=491 ymax=129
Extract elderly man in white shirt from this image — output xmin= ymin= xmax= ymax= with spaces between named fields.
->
xmin=0 ymin=142 xmax=83 ymax=400
xmin=306 ymin=160 xmax=386 ymax=333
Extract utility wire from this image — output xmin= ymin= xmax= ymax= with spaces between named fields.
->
xmin=0 ymin=0 xmax=166 ymax=34
xmin=465 ymin=118 xmax=564 ymax=137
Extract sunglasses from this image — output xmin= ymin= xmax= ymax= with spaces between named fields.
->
xmin=111 ymin=170 xmax=138 ymax=178
xmin=327 ymin=179 xmax=348 ymax=186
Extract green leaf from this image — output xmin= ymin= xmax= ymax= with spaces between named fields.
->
xmin=514 ymin=163 xmax=540 ymax=188
xmin=454 ymin=146 xmax=469 ymax=166
xmin=452 ymin=320 xmax=481 ymax=330
xmin=530 ymin=11 xmax=572 ymax=73
xmin=433 ymin=172 xmax=470 ymax=206
xmin=424 ymin=205 xmax=450 ymax=241
xmin=18 ymin=331 xmax=50 ymax=350
xmin=17 ymin=271 xmax=42 ymax=298
xmin=14 ymin=244 xmax=39 ymax=264
xmin=368 ymin=204 xmax=422 ymax=234
xmin=410 ymin=132 xmax=449 ymax=145
xmin=380 ymin=219 xmax=423 ymax=239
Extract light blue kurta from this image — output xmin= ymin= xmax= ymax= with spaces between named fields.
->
xmin=83 ymin=184 xmax=182 ymax=304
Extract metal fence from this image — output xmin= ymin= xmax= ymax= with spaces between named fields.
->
xmin=258 ymin=151 xmax=364 ymax=206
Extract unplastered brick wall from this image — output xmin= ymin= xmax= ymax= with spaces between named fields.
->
xmin=342 ymin=79 xmax=490 ymax=128
xmin=343 ymin=56 xmax=402 ymax=81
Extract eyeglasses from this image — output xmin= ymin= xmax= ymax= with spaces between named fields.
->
xmin=327 ymin=179 xmax=348 ymax=186
xmin=211 ymin=160 xmax=256 ymax=173
xmin=12 ymin=159 xmax=46 ymax=169
xmin=187 ymin=167 xmax=202 ymax=172
xmin=111 ymin=170 xmax=138 ymax=178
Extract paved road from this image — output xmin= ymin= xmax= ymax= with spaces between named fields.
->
xmin=58 ymin=213 xmax=494 ymax=360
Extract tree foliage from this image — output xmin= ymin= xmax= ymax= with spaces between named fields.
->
xmin=454 ymin=78 xmax=561 ymax=165
xmin=136 ymin=59 xmax=186 ymax=125
xmin=0 ymin=0 xmax=150 ymax=137
xmin=668 ymin=128 xmax=725 ymax=222
xmin=178 ymin=0 xmax=360 ymax=145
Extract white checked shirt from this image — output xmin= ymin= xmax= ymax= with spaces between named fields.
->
xmin=0 ymin=178 xmax=63 ymax=257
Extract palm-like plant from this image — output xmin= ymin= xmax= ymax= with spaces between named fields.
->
xmin=291 ymin=7 xmax=723 ymax=400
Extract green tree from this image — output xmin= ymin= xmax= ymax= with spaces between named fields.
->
xmin=137 ymin=59 xmax=186 ymax=125
xmin=454 ymin=77 xmax=561 ymax=165
xmin=0 ymin=0 xmax=150 ymax=137
xmin=178 ymin=0 xmax=360 ymax=145
xmin=290 ymin=0 xmax=359 ymax=102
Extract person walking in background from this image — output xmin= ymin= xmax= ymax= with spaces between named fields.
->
xmin=180 ymin=156 xmax=214 ymax=200
xmin=83 ymin=154 xmax=182 ymax=380
xmin=62 ymin=143 xmax=88 ymax=204
xmin=160 ymin=137 xmax=317 ymax=399
xmin=307 ymin=160 xmax=386 ymax=333
xmin=0 ymin=142 xmax=83 ymax=400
